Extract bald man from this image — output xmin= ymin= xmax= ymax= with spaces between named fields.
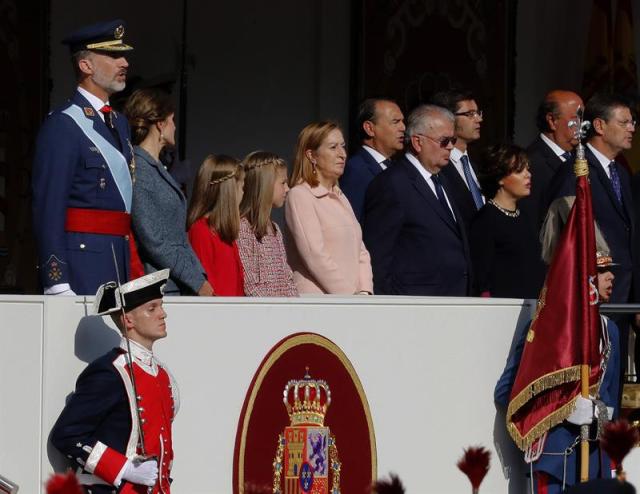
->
xmin=520 ymin=90 xmax=584 ymax=231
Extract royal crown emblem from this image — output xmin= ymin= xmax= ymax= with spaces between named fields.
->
xmin=114 ymin=25 xmax=124 ymax=39
xmin=273 ymin=369 xmax=341 ymax=494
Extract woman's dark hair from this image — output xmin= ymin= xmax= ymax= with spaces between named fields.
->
xmin=476 ymin=144 xmax=529 ymax=199
xmin=124 ymin=88 xmax=175 ymax=145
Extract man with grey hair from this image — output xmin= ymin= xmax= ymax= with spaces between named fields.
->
xmin=32 ymin=19 xmax=136 ymax=296
xmin=362 ymin=104 xmax=472 ymax=295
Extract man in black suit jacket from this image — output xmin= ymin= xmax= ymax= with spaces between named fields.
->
xmin=553 ymin=92 xmax=637 ymax=380
xmin=521 ymin=90 xmax=584 ymax=231
xmin=363 ymin=105 xmax=471 ymax=296
xmin=340 ymin=98 xmax=405 ymax=221
xmin=430 ymin=89 xmax=485 ymax=232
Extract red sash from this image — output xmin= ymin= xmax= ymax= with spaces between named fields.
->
xmin=65 ymin=207 xmax=144 ymax=279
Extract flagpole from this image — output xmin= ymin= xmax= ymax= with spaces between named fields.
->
xmin=580 ymin=364 xmax=590 ymax=482
xmin=574 ymin=118 xmax=591 ymax=483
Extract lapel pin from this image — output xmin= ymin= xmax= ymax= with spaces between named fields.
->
xmin=83 ymin=107 xmax=95 ymax=117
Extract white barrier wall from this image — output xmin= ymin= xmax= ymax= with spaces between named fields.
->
xmin=1 ymin=295 xmax=638 ymax=494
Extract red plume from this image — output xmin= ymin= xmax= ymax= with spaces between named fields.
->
xmin=600 ymin=419 xmax=640 ymax=473
xmin=45 ymin=472 xmax=83 ymax=494
xmin=457 ymin=446 xmax=491 ymax=491
xmin=372 ymin=472 xmax=405 ymax=494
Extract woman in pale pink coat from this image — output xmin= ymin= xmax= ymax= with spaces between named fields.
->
xmin=285 ymin=121 xmax=373 ymax=295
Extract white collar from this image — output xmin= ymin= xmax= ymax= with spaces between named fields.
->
xmin=362 ymin=145 xmax=388 ymax=165
xmin=540 ymin=133 xmax=569 ymax=160
xmin=77 ymin=86 xmax=109 ymax=120
xmin=449 ymin=147 xmax=465 ymax=164
xmin=405 ymin=152 xmax=434 ymax=180
xmin=587 ymin=143 xmax=615 ymax=178
xmin=120 ymin=337 xmax=156 ymax=370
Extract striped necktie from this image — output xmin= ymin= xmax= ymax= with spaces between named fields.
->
xmin=609 ymin=160 xmax=622 ymax=204
xmin=460 ymin=155 xmax=483 ymax=210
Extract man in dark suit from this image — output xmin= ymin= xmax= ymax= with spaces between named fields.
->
xmin=430 ymin=89 xmax=484 ymax=232
xmin=363 ymin=105 xmax=471 ymax=296
xmin=32 ymin=20 xmax=137 ymax=296
xmin=521 ymin=90 xmax=584 ymax=231
xmin=340 ymin=98 xmax=405 ymax=221
xmin=553 ymin=92 xmax=637 ymax=383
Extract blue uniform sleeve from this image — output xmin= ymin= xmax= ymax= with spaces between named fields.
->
xmin=601 ymin=317 xmax=620 ymax=417
xmin=494 ymin=321 xmax=530 ymax=407
xmin=50 ymin=360 xmax=126 ymax=468
xmin=32 ymin=112 xmax=80 ymax=288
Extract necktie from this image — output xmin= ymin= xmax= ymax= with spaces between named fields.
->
xmin=460 ymin=155 xmax=483 ymax=210
xmin=431 ymin=174 xmax=455 ymax=221
xmin=609 ymin=160 xmax=622 ymax=204
xmin=561 ymin=151 xmax=572 ymax=162
xmin=100 ymin=105 xmax=122 ymax=150
xmin=380 ymin=158 xmax=392 ymax=169
xmin=100 ymin=104 xmax=114 ymax=128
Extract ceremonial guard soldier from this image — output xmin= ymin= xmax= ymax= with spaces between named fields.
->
xmin=32 ymin=19 xmax=140 ymax=295
xmin=51 ymin=269 xmax=179 ymax=493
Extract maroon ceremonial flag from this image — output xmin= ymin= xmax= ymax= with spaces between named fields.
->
xmin=506 ymin=172 xmax=602 ymax=450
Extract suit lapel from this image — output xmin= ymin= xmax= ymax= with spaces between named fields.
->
xmin=401 ymin=158 xmax=460 ymax=235
xmin=358 ymin=147 xmax=384 ymax=177
xmin=135 ymin=147 xmax=185 ymax=202
xmin=72 ymin=91 xmax=121 ymax=151
xmin=587 ymin=148 xmax=629 ymax=224
xmin=537 ymin=136 xmax=564 ymax=173
xmin=157 ymin=161 xmax=185 ymax=202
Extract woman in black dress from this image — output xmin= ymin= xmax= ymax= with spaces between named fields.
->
xmin=469 ymin=144 xmax=545 ymax=298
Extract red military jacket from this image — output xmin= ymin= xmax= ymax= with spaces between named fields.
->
xmin=51 ymin=339 xmax=179 ymax=493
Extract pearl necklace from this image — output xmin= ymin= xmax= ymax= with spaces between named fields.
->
xmin=489 ymin=199 xmax=520 ymax=218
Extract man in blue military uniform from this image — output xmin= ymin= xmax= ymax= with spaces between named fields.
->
xmin=32 ymin=19 xmax=139 ymax=295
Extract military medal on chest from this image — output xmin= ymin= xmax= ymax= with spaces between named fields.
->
xmin=272 ymin=370 xmax=341 ymax=494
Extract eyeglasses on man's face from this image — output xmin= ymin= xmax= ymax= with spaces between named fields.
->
xmin=415 ymin=133 xmax=457 ymax=148
xmin=613 ymin=119 xmax=637 ymax=129
xmin=454 ymin=109 xmax=483 ymax=119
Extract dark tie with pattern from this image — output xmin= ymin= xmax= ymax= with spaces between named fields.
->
xmin=431 ymin=174 xmax=455 ymax=221
xmin=381 ymin=158 xmax=392 ymax=169
xmin=561 ymin=151 xmax=572 ymax=162
xmin=460 ymin=154 xmax=483 ymax=210
xmin=100 ymin=105 xmax=121 ymax=150
xmin=609 ymin=160 xmax=622 ymax=204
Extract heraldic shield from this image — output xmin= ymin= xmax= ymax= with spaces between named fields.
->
xmin=273 ymin=370 xmax=341 ymax=494
xmin=233 ymin=332 xmax=376 ymax=494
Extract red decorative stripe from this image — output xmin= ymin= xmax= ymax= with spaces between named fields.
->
xmin=93 ymin=446 xmax=128 ymax=485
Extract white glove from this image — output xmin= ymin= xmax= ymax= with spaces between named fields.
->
xmin=56 ymin=289 xmax=77 ymax=296
xmin=566 ymin=396 xmax=595 ymax=425
xmin=121 ymin=459 xmax=158 ymax=486
xmin=44 ymin=283 xmax=76 ymax=296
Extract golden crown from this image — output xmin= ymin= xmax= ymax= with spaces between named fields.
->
xmin=283 ymin=368 xmax=331 ymax=426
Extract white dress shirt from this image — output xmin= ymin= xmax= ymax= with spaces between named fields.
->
xmin=449 ymin=147 xmax=485 ymax=204
xmin=540 ymin=133 xmax=571 ymax=162
xmin=405 ymin=152 xmax=456 ymax=219
xmin=363 ymin=145 xmax=389 ymax=170
xmin=77 ymin=86 xmax=109 ymax=122
xmin=587 ymin=143 xmax=614 ymax=179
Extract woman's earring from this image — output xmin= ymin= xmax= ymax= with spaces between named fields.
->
xmin=311 ymin=161 xmax=317 ymax=175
